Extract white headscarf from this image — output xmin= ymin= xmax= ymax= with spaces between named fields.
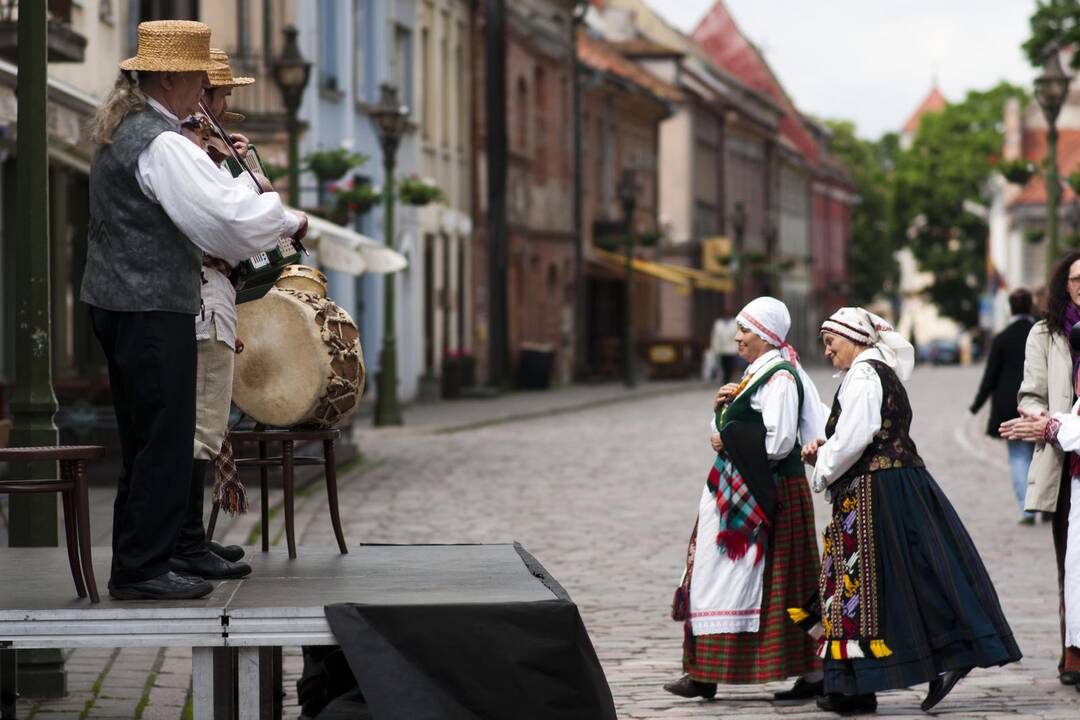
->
xmin=736 ymin=297 xmax=826 ymax=441
xmin=820 ymin=307 xmax=915 ymax=381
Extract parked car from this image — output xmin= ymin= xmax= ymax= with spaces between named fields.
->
xmin=918 ymin=338 xmax=961 ymax=366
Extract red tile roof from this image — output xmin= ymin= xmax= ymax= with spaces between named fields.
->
xmin=691 ymin=0 xmax=819 ymax=163
xmin=901 ymin=87 xmax=948 ymax=135
xmin=578 ymin=31 xmax=684 ymax=103
xmin=1009 ymin=128 xmax=1080 ymax=206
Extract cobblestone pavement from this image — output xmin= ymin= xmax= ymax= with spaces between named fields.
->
xmin=10 ymin=366 xmax=1080 ymax=718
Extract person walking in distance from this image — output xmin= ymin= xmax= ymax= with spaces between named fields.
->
xmin=970 ymin=288 xmax=1037 ymax=524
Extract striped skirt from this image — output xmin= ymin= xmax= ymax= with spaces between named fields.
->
xmin=684 ymin=474 xmax=821 ymax=684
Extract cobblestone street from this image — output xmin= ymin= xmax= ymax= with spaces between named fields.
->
xmin=9 ymin=366 xmax=1080 ymax=718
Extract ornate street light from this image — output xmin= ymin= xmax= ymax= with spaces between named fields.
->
xmin=272 ymin=25 xmax=311 ymax=207
xmin=731 ymin=200 xmax=747 ymax=306
xmin=1035 ymin=48 xmax=1072 ymax=272
xmin=370 ymin=83 xmax=409 ymax=426
xmin=618 ymin=168 xmax=639 ymax=388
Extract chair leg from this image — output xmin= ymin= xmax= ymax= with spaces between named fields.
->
xmin=59 ymin=473 xmax=87 ymax=599
xmin=73 ymin=460 xmax=100 ymax=603
xmin=323 ymin=440 xmax=347 ymax=554
xmin=206 ymin=500 xmax=220 ymax=542
xmin=282 ymin=440 xmax=297 ymax=559
xmin=259 ymin=440 xmax=270 ymax=553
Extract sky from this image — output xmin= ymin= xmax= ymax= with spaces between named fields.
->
xmin=643 ymin=0 xmax=1040 ymax=140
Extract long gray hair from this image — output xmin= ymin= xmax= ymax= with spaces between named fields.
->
xmin=89 ymin=71 xmax=150 ymax=145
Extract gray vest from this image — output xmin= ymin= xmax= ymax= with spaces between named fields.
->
xmin=81 ymin=108 xmax=202 ymax=314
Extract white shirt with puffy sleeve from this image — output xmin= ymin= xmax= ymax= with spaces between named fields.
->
xmin=810 ymin=348 xmax=886 ymax=493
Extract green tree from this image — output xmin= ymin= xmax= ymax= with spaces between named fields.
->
xmin=823 ymin=120 xmax=898 ymax=305
xmin=892 ymin=82 xmax=1027 ymax=327
xmin=1023 ymin=0 xmax=1080 ymax=69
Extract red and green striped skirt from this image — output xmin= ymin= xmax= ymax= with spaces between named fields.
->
xmin=684 ymin=474 xmax=821 ymax=684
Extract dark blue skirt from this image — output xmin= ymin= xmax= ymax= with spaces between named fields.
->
xmin=823 ymin=467 xmax=1022 ymax=695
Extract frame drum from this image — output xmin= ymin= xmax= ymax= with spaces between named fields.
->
xmin=233 ymin=267 xmax=365 ymax=428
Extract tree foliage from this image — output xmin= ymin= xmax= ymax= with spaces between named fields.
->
xmin=892 ymin=82 xmax=1027 ymax=327
xmin=823 ymin=120 xmax=898 ymax=305
xmin=1023 ymin=0 xmax=1080 ymax=69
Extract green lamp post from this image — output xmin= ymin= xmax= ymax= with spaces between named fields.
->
xmin=272 ymin=25 xmax=312 ymax=208
xmin=617 ymin=168 xmax=639 ymax=388
xmin=370 ymin=83 xmax=409 ymax=426
xmin=1035 ymin=48 xmax=1071 ymax=273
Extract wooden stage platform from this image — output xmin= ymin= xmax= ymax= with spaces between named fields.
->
xmin=0 ymin=544 xmax=559 ymax=719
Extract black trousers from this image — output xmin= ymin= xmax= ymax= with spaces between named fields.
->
xmin=91 ymin=308 xmax=196 ymax=585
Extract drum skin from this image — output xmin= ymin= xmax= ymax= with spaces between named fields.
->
xmin=233 ymin=286 xmax=365 ymax=428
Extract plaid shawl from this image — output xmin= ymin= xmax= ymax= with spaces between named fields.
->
xmin=707 ymin=454 xmax=769 ymax=564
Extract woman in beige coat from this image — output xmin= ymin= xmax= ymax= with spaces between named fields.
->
xmin=1016 ymin=250 xmax=1080 ymax=684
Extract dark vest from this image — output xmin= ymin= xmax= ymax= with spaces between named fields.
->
xmin=718 ymin=357 xmax=806 ymax=477
xmin=81 ymin=108 xmax=202 ymax=314
xmin=825 ymin=359 xmax=924 ymax=481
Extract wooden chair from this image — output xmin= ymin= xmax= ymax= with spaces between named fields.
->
xmin=206 ymin=428 xmax=346 ymax=559
xmin=0 ymin=445 xmax=104 ymax=603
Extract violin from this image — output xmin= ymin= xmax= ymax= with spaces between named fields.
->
xmin=181 ymin=114 xmax=233 ymax=165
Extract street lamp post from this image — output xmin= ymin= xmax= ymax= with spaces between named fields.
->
xmin=618 ymin=168 xmax=639 ymax=388
xmin=272 ymin=25 xmax=312 ymax=208
xmin=1035 ymin=48 xmax=1072 ymax=273
xmin=370 ymin=83 xmax=409 ymax=426
xmin=731 ymin=201 xmax=747 ymax=306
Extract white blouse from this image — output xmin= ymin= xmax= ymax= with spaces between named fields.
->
xmin=810 ymin=348 xmax=886 ymax=493
xmin=711 ymin=350 xmax=800 ymax=461
xmin=1052 ymin=398 xmax=1080 ymax=454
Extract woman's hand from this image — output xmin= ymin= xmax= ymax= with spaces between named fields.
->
xmin=710 ymin=433 xmax=724 ymax=454
xmin=801 ymin=438 xmax=825 ymax=466
xmin=999 ymin=408 xmax=1049 ymax=442
xmin=713 ymin=383 xmax=740 ymax=411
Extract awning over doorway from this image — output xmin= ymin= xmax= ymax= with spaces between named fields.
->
xmin=294 ymin=208 xmax=409 ymax=276
xmin=588 ymin=247 xmax=732 ymax=293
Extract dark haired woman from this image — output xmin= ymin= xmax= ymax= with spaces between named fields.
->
xmin=800 ymin=308 xmax=1020 ymax=714
xmin=1016 ymin=250 xmax=1080 ymax=684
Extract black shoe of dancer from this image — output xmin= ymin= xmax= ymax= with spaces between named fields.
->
xmin=170 ymin=550 xmax=251 ymax=579
xmin=773 ymin=676 xmax=824 ymax=701
xmin=920 ymin=667 xmax=970 ymax=712
xmin=662 ymin=674 xmax=716 ymax=700
xmin=206 ymin=540 xmax=245 ymax=562
xmin=1061 ymin=670 xmax=1080 ymax=685
xmin=816 ymin=693 xmax=877 ymax=714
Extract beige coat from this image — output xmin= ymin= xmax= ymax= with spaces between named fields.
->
xmin=1017 ymin=320 xmax=1073 ymax=512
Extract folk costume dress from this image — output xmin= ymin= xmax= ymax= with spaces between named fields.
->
xmin=676 ymin=349 xmax=821 ymax=684
xmin=800 ymin=344 xmax=1022 ymax=696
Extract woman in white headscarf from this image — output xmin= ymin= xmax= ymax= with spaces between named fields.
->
xmin=796 ymin=308 xmax=1021 ymax=715
xmin=665 ymin=297 xmax=826 ymax=703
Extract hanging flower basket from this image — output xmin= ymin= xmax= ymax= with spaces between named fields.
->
xmin=1024 ymin=227 xmax=1045 ymax=245
xmin=304 ymin=148 xmax=369 ymax=182
xmin=998 ymin=158 xmax=1037 ymax=185
xmin=332 ymin=180 xmax=382 ymax=217
xmin=398 ymin=175 xmax=443 ymax=206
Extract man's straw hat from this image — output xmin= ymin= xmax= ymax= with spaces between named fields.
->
xmin=119 ymin=20 xmax=226 ymax=73
xmin=221 ymin=111 xmax=246 ymax=125
xmin=208 ymin=49 xmax=255 ymax=88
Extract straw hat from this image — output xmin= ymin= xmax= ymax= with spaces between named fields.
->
xmin=119 ymin=20 xmax=225 ymax=73
xmin=208 ymin=48 xmax=256 ymax=88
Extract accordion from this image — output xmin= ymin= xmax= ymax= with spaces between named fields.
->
xmin=227 ymin=145 xmax=303 ymax=304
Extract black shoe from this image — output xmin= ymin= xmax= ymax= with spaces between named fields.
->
xmin=206 ymin=540 xmax=245 ymax=562
xmin=816 ymin=693 xmax=877 ymax=714
xmin=170 ymin=550 xmax=252 ymax=579
xmin=108 ymin=571 xmax=213 ymax=600
xmin=662 ymin=674 xmax=716 ymax=700
xmin=774 ymin=676 xmax=824 ymax=701
xmin=1061 ymin=670 xmax=1080 ymax=685
xmin=921 ymin=667 xmax=970 ymax=712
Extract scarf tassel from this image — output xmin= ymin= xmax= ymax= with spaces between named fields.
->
xmin=214 ymin=473 xmax=249 ymax=515
xmin=716 ymin=529 xmax=766 ymax=565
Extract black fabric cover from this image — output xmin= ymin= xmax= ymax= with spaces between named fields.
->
xmin=323 ymin=544 xmax=617 ymax=720
xmin=720 ymin=420 xmax=777 ymax=524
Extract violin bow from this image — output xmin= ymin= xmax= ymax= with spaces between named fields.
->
xmin=198 ymin=99 xmax=308 ymax=254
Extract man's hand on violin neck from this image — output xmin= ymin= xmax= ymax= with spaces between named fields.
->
xmin=229 ymin=133 xmax=250 ymax=158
